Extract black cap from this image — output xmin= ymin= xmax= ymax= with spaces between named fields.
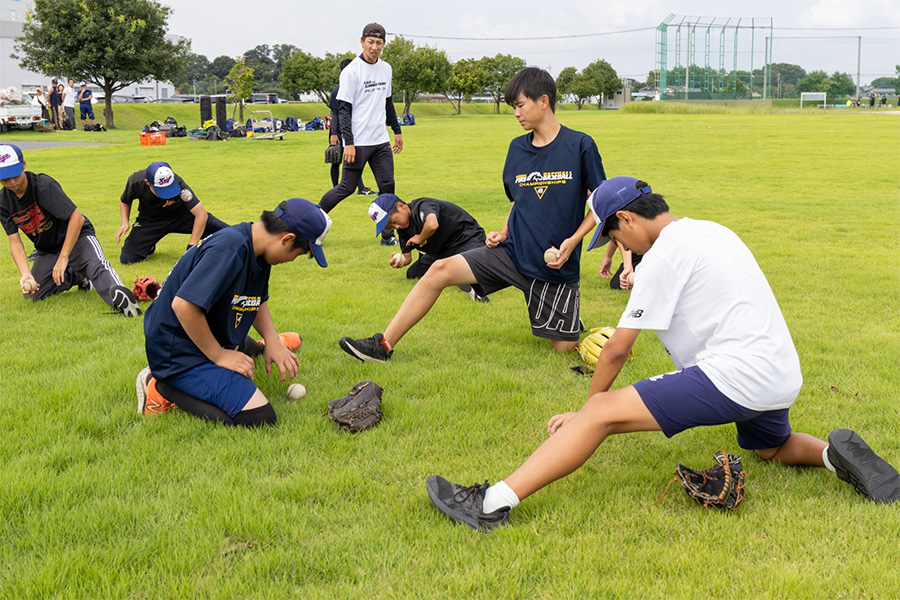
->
xmin=362 ymin=22 xmax=385 ymax=39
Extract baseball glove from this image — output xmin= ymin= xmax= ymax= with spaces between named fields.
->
xmin=133 ymin=276 xmax=162 ymax=301
xmin=656 ymin=451 xmax=746 ymax=510
xmin=576 ymin=326 xmax=635 ymax=370
xmin=324 ymin=143 xmax=343 ymax=165
xmin=327 ymin=380 xmax=383 ymax=432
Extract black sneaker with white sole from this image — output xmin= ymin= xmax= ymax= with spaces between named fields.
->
xmin=457 ymin=284 xmax=490 ymax=303
xmin=426 ymin=475 xmax=509 ymax=531
xmin=109 ymin=284 xmax=142 ymax=317
xmin=379 ymin=234 xmax=398 ymax=246
xmin=827 ymin=428 xmax=900 ymax=504
xmin=338 ymin=333 xmax=392 ymax=362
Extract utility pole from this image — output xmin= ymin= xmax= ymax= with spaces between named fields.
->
xmin=856 ymin=36 xmax=861 ymax=100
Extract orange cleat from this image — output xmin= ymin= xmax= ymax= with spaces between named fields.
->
xmin=136 ymin=366 xmax=176 ymax=415
xmin=257 ymin=332 xmax=303 ymax=351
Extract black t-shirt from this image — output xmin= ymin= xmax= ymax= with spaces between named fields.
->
xmin=395 ymin=198 xmax=485 ymax=257
xmin=120 ymin=170 xmax=199 ymax=221
xmin=501 ymin=126 xmax=605 ymax=283
xmin=0 ymin=172 xmax=95 ymax=251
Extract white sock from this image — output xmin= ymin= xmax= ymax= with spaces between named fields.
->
xmin=482 ymin=480 xmax=519 ymax=514
xmin=822 ymin=446 xmax=836 ymax=473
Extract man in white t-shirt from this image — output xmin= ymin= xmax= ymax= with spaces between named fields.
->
xmin=320 ymin=22 xmax=403 ymax=245
xmin=62 ymin=78 xmax=76 ymax=130
xmin=426 ymin=175 xmax=900 ymax=531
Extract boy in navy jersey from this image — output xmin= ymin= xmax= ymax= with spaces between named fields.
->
xmin=339 ymin=67 xmax=605 ymax=361
xmin=138 ymin=198 xmax=332 ymax=426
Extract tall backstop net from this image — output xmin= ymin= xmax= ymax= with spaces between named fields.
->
xmin=654 ymin=14 xmax=773 ymax=101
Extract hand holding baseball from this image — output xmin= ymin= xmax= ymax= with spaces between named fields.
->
xmin=21 ymin=277 xmax=38 ymax=295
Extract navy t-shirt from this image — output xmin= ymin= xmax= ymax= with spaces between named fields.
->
xmin=501 ymin=126 xmax=605 ymax=283
xmin=143 ymin=222 xmax=271 ymax=380
xmin=0 ymin=172 xmax=95 ymax=251
xmin=396 ymin=198 xmax=485 ymax=257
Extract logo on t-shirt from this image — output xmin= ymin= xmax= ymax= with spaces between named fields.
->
xmin=12 ymin=204 xmax=51 ymax=236
xmin=625 ymin=308 xmax=644 ymax=319
xmin=514 ymin=171 xmax=573 ymax=197
xmin=231 ymin=295 xmax=262 ymax=327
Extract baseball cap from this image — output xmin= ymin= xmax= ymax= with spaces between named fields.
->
xmin=368 ymin=194 xmax=398 ymax=235
xmin=0 ymin=144 xmax=25 ymax=179
xmin=275 ymin=198 xmax=332 ymax=268
xmin=79 ymin=82 xmax=86 ymax=86
xmin=362 ymin=22 xmax=386 ymax=39
xmin=145 ymin=161 xmax=181 ymax=200
xmin=586 ymin=176 xmax=653 ymax=250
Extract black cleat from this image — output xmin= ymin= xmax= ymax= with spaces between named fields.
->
xmin=827 ymin=428 xmax=900 ymax=503
xmin=338 ymin=333 xmax=392 ymax=362
xmin=457 ymin=284 xmax=490 ymax=303
xmin=110 ymin=284 xmax=142 ymax=317
xmin=426 ymin=475 xmax=509 ymax=531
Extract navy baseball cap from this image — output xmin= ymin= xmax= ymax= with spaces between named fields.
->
xmin=586 ymin=176 xmax=653 ymax=250
xmin=146 ymin=161 xmax=181 ymax=200
xmin=275 ymin=198 xmax=332 ymax=268
xmin=0 ymin=144 xmax=24 ymax=179
xmin=368 ymin=193 xmax=398 ymax=236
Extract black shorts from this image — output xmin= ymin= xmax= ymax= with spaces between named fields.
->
xmin=461 ymin=245 xmax=583 ymax=341
xmin=123 ymin=212 xmax=228 ymax=259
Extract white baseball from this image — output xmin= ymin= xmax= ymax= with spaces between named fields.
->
xmin=544 ymin=248 xmax=559 ymax=263
xmin=22 ymin=278 xmax=37 ymax=293
xmin=626 ymin=272 xmax=635 ymax=286
xmin=286 ymin=383 xmax=306 ymax=399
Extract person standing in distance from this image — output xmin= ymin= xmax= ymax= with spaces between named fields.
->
xmin=320 ymin=22 xmax=403 ymax=246
xmin=328 ymin=58 xmax=376 ymax=198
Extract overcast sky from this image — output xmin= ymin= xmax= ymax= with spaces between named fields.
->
xmin=162 ymin=0 xmax=899 ymax=85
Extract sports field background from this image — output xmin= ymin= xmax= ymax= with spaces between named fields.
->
xmin=0 ymin=105 xmax=898 ymax=598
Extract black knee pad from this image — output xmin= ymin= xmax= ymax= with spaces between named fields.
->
xmin=232 ymin=403 xmax=277 ymax=428
xmin=156 ymin=379 xmax=234 ymax=425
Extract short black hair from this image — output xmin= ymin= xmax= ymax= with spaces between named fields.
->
xmin=339 ymin=58 xmax=352 ymax=71
xmin=388 ymin=198 xmax=407 ymax=215
xmin=505 ymin=67 xmax=556 ymax=113
xmin=259 ymin=201 xmax=312 ymax=255
xmin=601 ymin=180 xmax=669 ymax=236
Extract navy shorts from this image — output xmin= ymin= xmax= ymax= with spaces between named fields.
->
xmin=80 ymin=104 xmax=94 ymax=120
xmin=166 ymin=362 xmax=257 ymax=418
xmin=633 ymin=365 xmax=793 ymax=450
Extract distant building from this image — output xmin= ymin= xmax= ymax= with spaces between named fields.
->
xmin=0 ymin=0 xmax=175 ymax=99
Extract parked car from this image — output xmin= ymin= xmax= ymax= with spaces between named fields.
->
xmin=131 ymin=95 xmax=156 ymax=103
xmin=0 ymin=91 xmax=42 ymax=132
xmin=92 ymin=94 xmax=134 ymax=104
xmin=158 ymin=96 xmax=194 ymax=103
xmin=250 ymin=93 xmax=280 ymax=104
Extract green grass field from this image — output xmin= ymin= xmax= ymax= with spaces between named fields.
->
xmin=0 ymin=105 xmax=898 ymax=599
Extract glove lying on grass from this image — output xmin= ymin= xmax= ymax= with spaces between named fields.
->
xmin=327 ymin=380 xmax=383 ymax=433
xmin=133 ymin=276 xmax=161 ymax=301
xmin=656 ymin=451 xmax=746 ymax=510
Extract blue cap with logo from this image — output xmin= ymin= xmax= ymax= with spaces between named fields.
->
xmin=146 ymin=161 xmax=182 ymax=200
xmin=586 ymin=176 xmax=653 ymax=250
xmin=0 ymin=144 xmax=25 ymax=179
xmin=368 ymin=193 xmax=399 ymax=236
xmin=275 ymin=198 xmax=333 ymax=268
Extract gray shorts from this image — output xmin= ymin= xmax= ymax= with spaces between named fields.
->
xmin=461 ymin=245 xmax=583 ymax=341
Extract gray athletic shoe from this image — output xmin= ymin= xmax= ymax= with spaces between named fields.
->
xmin=457 ymin=284 xmax=490 ymax=303
xmin=426 ymin=475 xmax=509 ymax=531
xmin=338 ymin=333 xmax=392 ymax=362
xmin=109 ymin=284 xmax=142 ymax=317
xmin=827 ymin=428 xmax=900 ymax=503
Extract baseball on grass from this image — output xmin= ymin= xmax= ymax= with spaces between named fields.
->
xmin=626 ymin=272 xmax=635 ymax=286
xmin=544 ymin=248 xmax=559 ymax=263
xmin=286 ymin=383 xmax=307 ymax=399
xmin=22 ymin=279 xmax=37 ymax=293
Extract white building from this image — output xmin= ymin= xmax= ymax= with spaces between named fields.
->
xmin=0 ymin=0 xmax=175 ymax=98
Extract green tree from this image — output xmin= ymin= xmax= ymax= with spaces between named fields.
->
xmin=15 ymin=0 xmax=189 ymax=128
xmin=171 ymin=52 xmax=210 ymax=94
xmin=796 ymin=70 xmax=854 ymax=97
xmin=769 ymin=63 xmax=806 ymax=87
xmin=830 ymin=71 xmax=856 ymax=98
xmin=225 ymin=58 xmax=254 ymax=122
xmin=569 ymin=73 xmax=596 ymax=109
xmin=281 ymin=51 xmax=352 ymax=107
xmin=382 ymin=37 xmax=451 ymax=115
xmin=243 ymin=44 xmax=273 ymax=87
xmin=444 ymin=58 xmax=487 ymax=115
xmin=555 ymin=66 xmax=577 ymax=102
xmin=210 ymin=55 xmax=236 ymax=80
xmin=718 ymin=72 xmax=748 ymax=96
xmin=480 ymin=54 xmax=526 ymax=113
xmin=583 ymin=59 xmax=620 ymax=108
xmin=271 ymin=43 xmax=298 ymax=81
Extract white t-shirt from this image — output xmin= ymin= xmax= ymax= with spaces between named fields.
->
xmin=618 ymin=218 xmax=802 ymax=410
xmin=336 ymin=56 xmax=392 ymax=147
xmin=62 ymin=85 xmax=75 ymax=108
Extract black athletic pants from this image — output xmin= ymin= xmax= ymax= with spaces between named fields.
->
xmin=320 ymin=142 xmax=394 ymax=230
xmin=121 ymin=212 xmax=228 ymax=264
